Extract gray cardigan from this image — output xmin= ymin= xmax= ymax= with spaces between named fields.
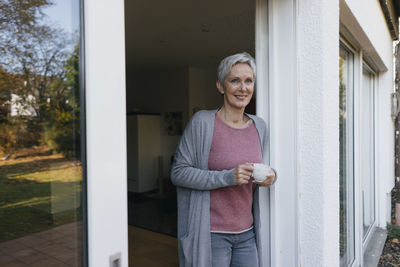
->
xmin=171 ymin=109 xmax=269 ymax=267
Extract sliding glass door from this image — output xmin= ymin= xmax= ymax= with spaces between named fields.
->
xmin=0 ymin=1 xmax=86 ymax=266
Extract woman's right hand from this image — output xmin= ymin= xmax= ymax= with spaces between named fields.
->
xmin=233 ymin=163 xmax=254 ymax=185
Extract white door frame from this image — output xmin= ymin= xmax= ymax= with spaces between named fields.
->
xmin=261 ymin=0 xmax=299 ymax=266
xmin=84 ymin=0 xmax=302 ymax=266
xmin=85 ymin=0 xmax=129 ymax=266
xmin=255 ymin=0 xmax=271 ymax=266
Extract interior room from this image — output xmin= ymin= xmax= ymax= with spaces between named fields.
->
xmin=124 ymin=0 xmax=255 ymax=265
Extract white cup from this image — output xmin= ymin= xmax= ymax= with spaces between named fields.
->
xmin=252 ymin=163 xmax=273 ymax=182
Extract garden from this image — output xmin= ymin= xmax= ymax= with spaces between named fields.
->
xmin=0 ymin=146 xmax=82 ymax=242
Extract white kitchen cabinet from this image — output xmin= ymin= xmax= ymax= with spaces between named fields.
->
xmin=127 ymin=114 xmax=161 ymax=193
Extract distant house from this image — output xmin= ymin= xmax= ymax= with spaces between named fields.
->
xmin=0 ymin=69 xmax=38 ymax=118
xmin=9 ymin=93 xmax=37 ymax=117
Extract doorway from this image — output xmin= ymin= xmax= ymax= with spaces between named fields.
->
xmin=125 ymin=0 xmax=256 ymax=265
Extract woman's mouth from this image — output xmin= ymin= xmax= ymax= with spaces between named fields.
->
xmin=235 ymin=95 xmax=247 ymax=100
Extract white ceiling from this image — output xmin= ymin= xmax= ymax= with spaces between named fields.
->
xmin=125 ymin=0 xmax=255 ymax=69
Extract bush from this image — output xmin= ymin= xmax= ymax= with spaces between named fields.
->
xmin=388 ymin=224 xmax=400 ymax=240
xmin=0 ymin=117 xmax=42 ymax=155
xmin=44 ymin=109 xmax=81 ymax=159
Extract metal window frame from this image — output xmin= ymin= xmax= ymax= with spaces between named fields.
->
xmin=79 ymin=0 xmax=89 ymax=265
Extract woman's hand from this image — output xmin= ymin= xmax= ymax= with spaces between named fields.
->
xmin=233 ymin=163 xmax=254 ymax=185
xmin=253 ymin=168 xmax=276 ymax=187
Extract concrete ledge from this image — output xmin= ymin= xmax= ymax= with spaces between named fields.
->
xmin=363 ymin=227 xmax=388 ymax=267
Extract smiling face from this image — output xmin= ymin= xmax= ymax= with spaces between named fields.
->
xmin=217 ymin=63 xmax=255 ymax=111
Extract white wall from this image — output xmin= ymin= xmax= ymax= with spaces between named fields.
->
xmin=377 ymin=70 xmax=395 ymax=228
xmin=297 ymin=0 xmax=340 ymax=266
xmin=345 ymin=0 xmax=393 ymax=66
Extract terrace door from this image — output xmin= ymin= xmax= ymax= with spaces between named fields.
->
xmin=124 ymin=0 xmax=270 ymax=266
xmin=0 ymin=0 xmax=87 ymax=266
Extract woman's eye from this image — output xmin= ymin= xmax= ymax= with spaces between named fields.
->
xmin=245 ymin=79 xmax=253 ymax=84
xmin=230 ymin=79 xmax=240 ymax=83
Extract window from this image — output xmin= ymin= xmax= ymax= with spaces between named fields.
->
xmin=339 ymin=43 xmax=355 ymax=266
xmin=0 ymin=1 xmax=85 ymax=266
xmin=361 ymin=64 xmax=376 ymax=240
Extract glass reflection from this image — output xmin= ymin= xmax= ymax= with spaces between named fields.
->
xmin=361 ymin=66 xmax=375 ymax=239
xmin=0 ymin=1 xmax=83 ymax=266
xmin=339 ymin=53 xmax=348 ymax=261
xmin=339 ymin=44 xmax=355 ymax=266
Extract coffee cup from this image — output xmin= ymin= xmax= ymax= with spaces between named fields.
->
xmin=252 ymin=163 xmax=273 ymax=182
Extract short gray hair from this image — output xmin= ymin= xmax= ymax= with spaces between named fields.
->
xmin=217 ymin=52 xmax=256 ymax=85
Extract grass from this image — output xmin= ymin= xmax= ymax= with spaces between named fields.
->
xmin=0 ymin=146 xmax=82 ymax=242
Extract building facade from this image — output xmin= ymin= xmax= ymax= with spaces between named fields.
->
xmin=0 ymin=0 xmax=398 ymax=266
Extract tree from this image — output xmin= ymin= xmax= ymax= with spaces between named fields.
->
xmin=0 ymin=0 xmax=51 ymax=110
xmin=0 ymin=0 xmax=81 ymax=157
xmin=0 ymin=0 xmax=75 ymax=122
xmin=45 ymin=45 xmax=81 ymax=158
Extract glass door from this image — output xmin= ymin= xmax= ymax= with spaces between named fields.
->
xmin=0 ymin=0 xmax=86 ymax=266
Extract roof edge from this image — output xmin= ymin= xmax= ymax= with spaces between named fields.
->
xmin=379 ymin=0 xmax=399 ymax=40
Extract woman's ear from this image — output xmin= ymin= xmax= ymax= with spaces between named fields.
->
xmin=216 ymin=81 xmax=224 ymax=95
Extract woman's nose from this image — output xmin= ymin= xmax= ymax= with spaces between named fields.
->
xmin=238 ymin=82 xmax=247 ymax=90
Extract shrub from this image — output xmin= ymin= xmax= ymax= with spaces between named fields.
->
xmin=388 ymin=224 xmax=400 ymax=240
xmin=0 ymin=117 xmax=42 ymax=155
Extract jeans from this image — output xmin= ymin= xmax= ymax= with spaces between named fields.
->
xmin=211 ymin=229 xmax=259 ymax=267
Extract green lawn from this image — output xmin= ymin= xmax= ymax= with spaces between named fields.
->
xmin=0 ymin=147 xmax=82 ymax=242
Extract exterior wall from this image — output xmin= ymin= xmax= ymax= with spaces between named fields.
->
xmin=269 ymin=0 xmax=394 ymax=266
xmin=79 ymin=0 xmax=395 ymax=266
xmin=343 ymin=0 xmax=395 ymax=228
xmin=345 ymin=0 xmax=393 ymax=63
xmin=297 ymin=0 xmax=340 ymax=266
xmin=377 ymin=66 xmax=395 ymax=228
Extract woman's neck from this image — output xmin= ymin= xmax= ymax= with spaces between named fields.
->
xmin=217 ymin=106 xmax=249 ymax=128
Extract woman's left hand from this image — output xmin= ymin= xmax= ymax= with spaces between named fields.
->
xmin=253 ymin=168 xmax=276 ymax=187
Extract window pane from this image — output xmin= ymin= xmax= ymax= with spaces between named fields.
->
xmin=361 ymin=66 xmax=375 ymax=239
xmin=339 ymin=50 xmax=348 ymax=261
xmin=339 ymin=44 xmax=355 ymax=266
xmin=0 ymin=1 xmax=84 ymax=266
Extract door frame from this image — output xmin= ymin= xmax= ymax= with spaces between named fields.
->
xmin=84 ymin=0 xmax=129 ymax=266
xmin=83 ymin=0 xmax=296 ymax=266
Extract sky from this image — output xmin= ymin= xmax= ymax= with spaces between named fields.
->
xmin=41 ymin=0 xmax=80 ymax=34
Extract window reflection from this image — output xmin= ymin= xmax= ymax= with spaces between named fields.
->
xmin=339 ymin=52 xmax=348 ymax=262
xmin=361 ymin=65 xmax=376 ymax=239
xmin=0 ymin=1 xmax=84 ymax=266
xmin=339 ymin=44 xmax=355 ymax=266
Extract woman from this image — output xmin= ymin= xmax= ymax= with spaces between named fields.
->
xmin=171 ymin=52 xmax=276 ymax=267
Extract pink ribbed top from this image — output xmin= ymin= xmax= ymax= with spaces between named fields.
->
xmin=209 ymin=114 xmax=263 ymax=233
